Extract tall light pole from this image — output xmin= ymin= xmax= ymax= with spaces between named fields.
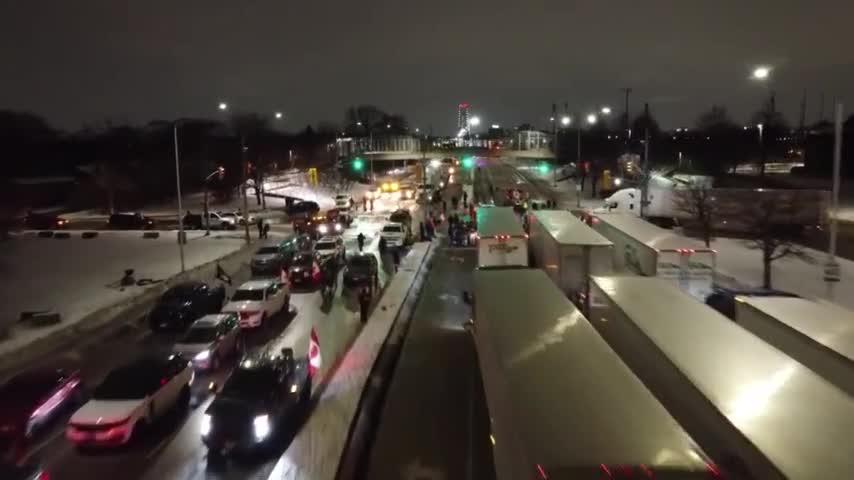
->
xmin=217 ymin=102 xmax=251 ymax=243
xmin=751 ymin=65 xmax=774 ymax=177
xmin=825 ymin=102 xmax=844 ymax=298
xmin=173 ymin=121 xmax=186 ymax=273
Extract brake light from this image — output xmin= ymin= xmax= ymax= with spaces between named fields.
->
xmin=38 ymin=471 xmax=50 ymax=480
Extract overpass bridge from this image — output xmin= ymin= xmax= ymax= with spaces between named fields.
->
xmin=344 ymin=147 xmax=555 ymax=163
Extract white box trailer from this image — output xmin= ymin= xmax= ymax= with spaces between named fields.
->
xmin=590 ymin=212 xmax=716 ymax=300
xmin=476 ymin=207 xmax=527 ymax=268
xmin=734 ymin=296 xmax=854 ymax=397
xmin=470 ymin=269 xmax=713 ymax=480
xmin=589 ymin=275 xmax=854 ymax=479
xmin=528 ymin=210 xmax=613 ymax=306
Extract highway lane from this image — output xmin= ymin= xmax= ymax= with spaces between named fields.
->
xmin=365 ymin=230 xmax=494 ymax=476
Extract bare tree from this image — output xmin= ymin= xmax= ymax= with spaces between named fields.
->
xmin=743 ymin=193 xmax=813 ymax=289
xmin=673 ymin=180 xmax=718 ymax=247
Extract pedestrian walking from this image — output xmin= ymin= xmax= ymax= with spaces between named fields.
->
xmin=263 ymin=222 xmax=271 ymax=239
xmin=392 ymin=249 xmax=400 ymax=273
xmin=442 ymin=200 xmax=447 ymax=214
xmin=378 ymin=236 xmax=387 ymax=256
xmin=462 ymin=191 xmax=468 ymax=207
xmin=358 ymin=286 xmax=372 ymax=323
xmin=357 ymin=232 xmax=366 ymax=252
xmin=256 ymin=217 xmax=264 ymax=238
xmin=369 ymin=198 xmax=374 ymax=212
xmin=419 ymin=221 xmax=426 ymax=241
xmin=451 ymin=196 xmax=459 ymax=211
xmin=362 ymin=196 xmax=368 ymax=211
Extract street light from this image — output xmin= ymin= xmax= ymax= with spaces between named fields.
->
xmin=586 ymin=114 xmax=598 ymax=125
xmin=203 ymin=167 xmax=226 ymax=235
xmin=601 ymin=107 xmax=612 ymax=115
xmin=218 ymin=102 xmax=228 ymax=111
xmin=560 ymin=116 xmax=571 ymax=126
xmin=752 ymin=66 xmax=771 ymax=80
xmin=469 ymin=116 xmax=481 ymax=127
xmin=275 ymin=112 xmax=283 ymax=119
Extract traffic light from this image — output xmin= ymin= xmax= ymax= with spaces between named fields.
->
xmin=462 ymin=157 xmax=475 ymax=169
xmin=353 ymin=157 xmax=364 ymax=171
xmin=538 ymin=162 xmax=551 ymax=174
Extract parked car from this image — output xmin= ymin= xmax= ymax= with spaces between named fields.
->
xmin=172 ymin=314 xmax=240 ymax=371
xmin=380 ymin=222 xmax=407 ymax=248
xmin=343 ymin=253 xmax=379 ymax=291
xmin=219 ymin=211 xmax=255 ymax=226
xmin=0 ymin=368 xmax=84 ymax=452
xmin=202 ymin=346 xmax=310 ymax=456
xmin=66 ymin=355 xmax=193 ymax=448
xmin=251 ymin=245 xmax=287 ymax=277
xmin=24 ymin=212 xmax=69 ymax=230
xmin=314 ymin=236 xmax=345 ymax=262
xmin=285 ymin=201 xmax=319 ymax=220
xmin=108 ymin=212 xmax=155 ymax=230
xmin=183 ymin=212 xmax=235 ymax=230
xmin=287 ymin=252 xmax=323 ymax=287
xmin=222 ymin=279 xmax=290 ymax=329
xmin=148 ymin=282 xmax=226 ymax=332
xmin=389 ymin=209 xmax=412 ymax=227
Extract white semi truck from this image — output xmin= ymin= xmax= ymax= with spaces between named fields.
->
xmin=598 ymin=174 xmax=828 ymax=231
xmin=588 ymin=212 xmax=716 ymax=301
xmin=733 ymin=295 xmax=854 ymax=398
xmin=527 ymin=210 xmax=613 ymax=309
xmin=476 ymin=206 xmax=527 ymax=269
xmin=588 ymin=275 xmax=854 ymax=479
xmin=469 ymin=269 xmax=714 ymax=480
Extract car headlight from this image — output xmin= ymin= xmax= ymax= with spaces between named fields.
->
xmin=201 ymin=414 xmax=211 ymax=437
xmin=334 ymin=223 xmax=342 ymax=232
xmin=194 ymin=350 xmax=210 ymax=361
xmin=253 ymin=414 xmax=271 ymax=441
xmin=318 ymin=225 xmax=328 ymax=234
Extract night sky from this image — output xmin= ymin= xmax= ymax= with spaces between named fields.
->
xmin=2 ymin=1 xmax=852 ymax=134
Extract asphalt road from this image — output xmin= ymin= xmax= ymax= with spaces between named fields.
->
xmin=365 ymin=244 xmax=495 ymax=480
xmin=8 ymin=228 xmax=396 ymax=480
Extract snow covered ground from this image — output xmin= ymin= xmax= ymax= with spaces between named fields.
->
xmin=0 ymin=231 xmax=245 ymax=357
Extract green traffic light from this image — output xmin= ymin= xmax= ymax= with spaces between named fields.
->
xmin=538 ymin=163 xmax=551 ymax=173
xmin=462 ymin=157 xmax=475 ymax=169
xmin=353 ymin=158 xmax=364 ymax=171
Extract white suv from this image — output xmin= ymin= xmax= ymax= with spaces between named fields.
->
xmin=222 ymin=279 xmax=290 ymax=328
xmin=380 ymin=222 xmax=407 ymax=248
xmin=335 ymin=194 xmax=352 ymax=211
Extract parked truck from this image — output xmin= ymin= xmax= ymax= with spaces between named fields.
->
xmin=588 ymin=275 xmax=854 ymax=480
xmin=732 ymin=295 xmax=854 ymax=398
xmin=527 ymin=210 xmax=613 ymax=308
xmin=476 ymin=207 xmax=527 ymax=269
xmin=469 ymin=269 xmax=714 ymax=480
xmin=597 ymin=174 xmax=829 ymax=231
xmin=588 ymin=212 xmax=716 ymax=300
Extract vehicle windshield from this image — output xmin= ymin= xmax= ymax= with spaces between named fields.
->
xmin=231 ymin=289 xmax=264 ymax=302
xmin=220 ymin=367 xmax=279 ymax=398
xmin=256 ymin=247 xmax=279 ymax=255
xmin=93 ymin=370 xmax=155 ymax=400
xmin=180 ymin=327 xmax=218 ymax=344
xmin=315 ymin=241 xmax=336 ymax=250
xmin=383 ymin=225 xmax=402 ymax=233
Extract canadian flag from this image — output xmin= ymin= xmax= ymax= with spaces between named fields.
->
xmin=309 ymin=327 xmax=321 ymax=378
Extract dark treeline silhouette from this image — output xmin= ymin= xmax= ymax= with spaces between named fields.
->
xmin=0 ymin=110 xmax=338 ymax=214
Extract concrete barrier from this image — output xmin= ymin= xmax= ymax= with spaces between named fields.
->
xmin=81 ymin=231 xmax=99 ymax=239
xmin=53 ymin=232 xmax=71 ymax=239
xmin=142 ymin=231 xmax=160 ymax=239
xmin=37 ymin=231 xmax=54 ymax=238
xmin=0 ymin=241 xmax=257 ymax=375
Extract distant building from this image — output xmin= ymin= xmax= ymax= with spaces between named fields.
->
xmin=457 ymin=103 xmax=470 ymax=131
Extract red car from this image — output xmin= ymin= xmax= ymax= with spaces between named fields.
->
xmin=0 ymin=368 xmax=83 ymax=455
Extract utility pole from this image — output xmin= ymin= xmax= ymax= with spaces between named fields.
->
xmin=173 ymin=122 xmax=186 ymax=273
xmin=825 ymin=102 xmax=843 ymax=299
xmin=240 ymin=135 xmax=251 ymax=244
xmin=640 ymin=103 xmax=651 ymax=219
xmin=621 ymin=88 xmax=632 ymax=146
xmin=551 ymin=103 xmax=558 ymax=161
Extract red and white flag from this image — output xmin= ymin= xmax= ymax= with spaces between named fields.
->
xmin=309 ymin=327 xmax=322 ymax=378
